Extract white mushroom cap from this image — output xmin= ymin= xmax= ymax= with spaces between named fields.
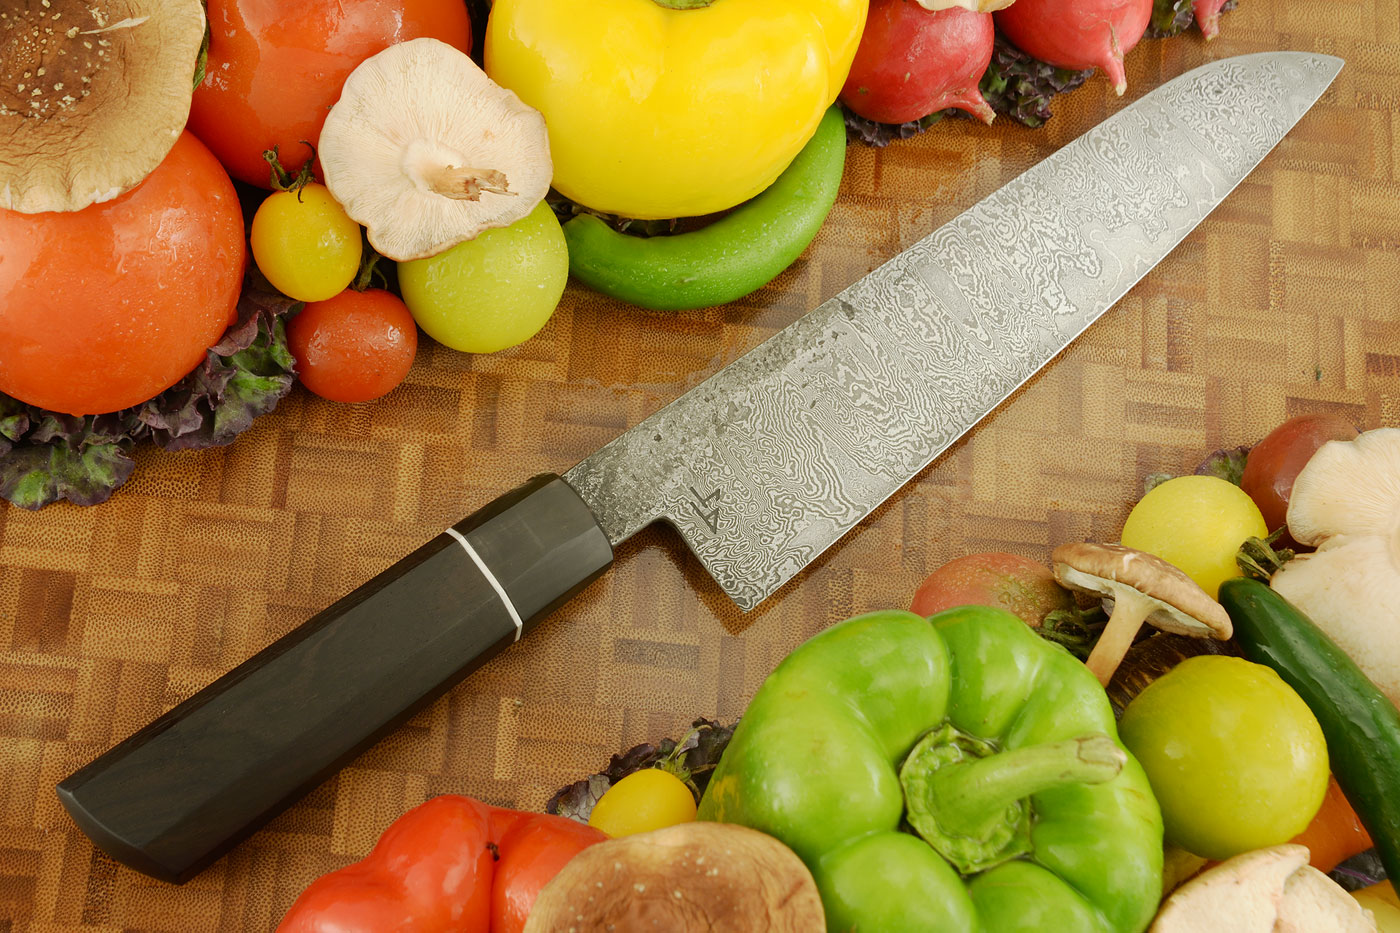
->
xmin=319 ymin=37 xmax=552 ymax=262
xmin=1287 ymin=428 xmax=1400 ymax=545
xmin=1151 ymin=845 xmax=1378 ymax=933
xmin=1273 ymin=428 xmax=1400 ymax=707
xmin=1053 ymin=543 xmax=1231 ymax=685
xmin=0 ymin=0 xmax=206 ymax=213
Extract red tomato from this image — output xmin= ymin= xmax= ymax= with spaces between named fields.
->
xmin=0 ymin=132 xmax=245 ymax=415
xmin=910 ymin=552 xmax=1073 ymax=626
xmin=188 ymin=0 xmax=472 ymax=187
xmin=287 ymin=289 xmax=418 ymax=403
xmin=1240 ymin=414 xmax=1359 ymax=546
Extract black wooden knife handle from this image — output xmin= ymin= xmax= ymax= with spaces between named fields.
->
xmin=55 ymin=474 xmax=613 ymax=884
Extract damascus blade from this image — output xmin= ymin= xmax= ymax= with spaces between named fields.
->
xmin=564 ymin=52 xmax=1342 ymax=611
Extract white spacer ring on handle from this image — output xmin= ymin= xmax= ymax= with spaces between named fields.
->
xmin=444 ymin=527 xmax=524 ymax=642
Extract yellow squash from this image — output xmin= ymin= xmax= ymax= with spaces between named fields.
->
xmin=485 ymin=0 xmax=865 ymax=219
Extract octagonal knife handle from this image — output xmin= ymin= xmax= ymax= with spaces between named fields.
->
xmin=55 ymin=474 xmax=613 ymax=884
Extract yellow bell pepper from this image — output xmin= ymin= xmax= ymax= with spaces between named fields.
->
xmin=484 ymin=0 xmax=865 ymax=220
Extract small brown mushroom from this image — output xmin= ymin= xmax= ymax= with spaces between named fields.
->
xmin=0 ymin=0 xmax=206 ymax=212
xmin=523 ymin=822 xmax=824 ymax=932
xmin=1151 ymin=844 xmax=1378 ymax=932
xmin=1052 ymin=543 xmax=1232 ymax=686
xmin=319 ymin=37 xmax=552 ymax=262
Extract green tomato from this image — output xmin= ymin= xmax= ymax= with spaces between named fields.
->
xmin=399 ymin=201 xmax=568 ymax=354
xmin=1120 ymin=475 xmax=1267 ymax=597
xmin=1119 ymin=655 xmax=1328 ymax=861
xmin=250 ymin=183 xmax=361 ymax=303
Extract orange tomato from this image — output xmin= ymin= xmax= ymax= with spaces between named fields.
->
xmin=0 ymin=132 xmax=245 ymax=416
xmin=1289 ymin=774 xmax=1374 ymax=872
xmin=188 ymin=0 xmax=472 ymax=187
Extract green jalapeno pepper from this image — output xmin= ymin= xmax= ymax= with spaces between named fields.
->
xmin=561 ymin=106 xmax=847 ymax=312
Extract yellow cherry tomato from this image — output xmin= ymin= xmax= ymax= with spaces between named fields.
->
xmin=250 ymin=183 xmax=362 ymax=302
xmin=588 ymin=769 xmax=697 ymax=838
xmin=1120 ymin=475 xmax=1268 ymax=597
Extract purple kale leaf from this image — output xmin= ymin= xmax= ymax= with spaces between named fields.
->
xmin=980 ymin=37 xmax=1095 ymax=129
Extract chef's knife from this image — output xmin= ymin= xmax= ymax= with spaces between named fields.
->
xmin=57 ymin=52 xmax=1341 ymax=884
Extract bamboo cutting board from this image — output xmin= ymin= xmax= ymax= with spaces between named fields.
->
xmin=4 ymin=3 xmax=1400 ymax=929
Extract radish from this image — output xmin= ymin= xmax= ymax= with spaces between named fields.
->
xmin=994 ymin=0 xmax=1154 ymax=96
xmin=1193 ymin=0 xmax=1228 ymax=38
xmin=839 ymin=0 xmax=996 ymax=126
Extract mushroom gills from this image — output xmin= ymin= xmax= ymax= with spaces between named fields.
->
xmin=1150 ymin=844 xmax=1378 ymax=932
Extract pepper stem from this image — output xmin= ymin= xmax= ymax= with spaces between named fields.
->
xmin=901 ymin=726 xmax=1125 ymax=874
xmin=928 ymin=735 xmax=1124 ymax=836
xmin=1083 ymin=588 xmax=1156 ymax=686
xmin=648 ymin=0 xmax=718 ymax=8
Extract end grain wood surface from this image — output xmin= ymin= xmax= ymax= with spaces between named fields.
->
xmin=4 ymin=2 xmax=1400 ymax=929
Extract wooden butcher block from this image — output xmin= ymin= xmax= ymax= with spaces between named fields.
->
xmin=2 ymin=1 xmax=1399 ymax=929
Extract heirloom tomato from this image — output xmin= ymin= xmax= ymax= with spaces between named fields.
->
xmin=910 ymin=552 xmax=1073 ymax=627
xmin=187 ymin=0 xmax=472 ymax=187
xmin=0 ymin=132 xmax=245 ymax=416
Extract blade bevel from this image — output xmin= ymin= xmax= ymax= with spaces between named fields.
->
xmin=564 ymin=52 xmax=1343 ymax=611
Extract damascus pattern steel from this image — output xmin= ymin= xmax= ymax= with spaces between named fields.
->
xmin=565 ymin=53 xmax=1342 ymax=611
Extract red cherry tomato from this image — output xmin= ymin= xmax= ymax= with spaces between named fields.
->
xmin=287 ymin=289 xmax=418 ymax=403
xmin=0 ymin=132 xmax=245 ymax=415
xmin=910 ymin=552 xmax=1073 ymax=627
xmin=1240 ymin=414 xmax=1359 ymax=546
xmin=187 ymin=0 xmax=472 ymax=187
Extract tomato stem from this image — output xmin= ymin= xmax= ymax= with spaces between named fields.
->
xmin=353 ymin=235 xmax=388 ymax=292
xmin=1235 ymin=529 xmax=1295 ymax=581
xmin=1039 ymin=605 xmax=1107 ymax=660
xmin=263 ymin=143 xmax=317 ymax=198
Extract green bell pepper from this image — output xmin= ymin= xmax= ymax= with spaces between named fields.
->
xmin=697 ymin=607 xmax=1163 ymax=932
